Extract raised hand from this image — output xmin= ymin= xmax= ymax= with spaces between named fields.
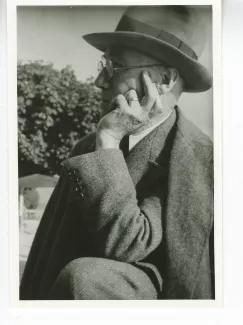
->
xmin=96 ymin=72 xmax=162 ymax=150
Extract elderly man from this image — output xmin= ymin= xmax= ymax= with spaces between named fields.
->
xmin=20 ymin=6 xmax=214 ymax=300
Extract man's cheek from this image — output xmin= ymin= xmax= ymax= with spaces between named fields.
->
xmin=119 ymin=79 xmax=142 ymax=99
xmin=127 ymin=75 xmax=144 ymax=101
xmin=112 ymin=82 xmax=129 ymax=97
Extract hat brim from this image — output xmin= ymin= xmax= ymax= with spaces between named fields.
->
xmin=83 ymin=31 xmax=212 ymax=93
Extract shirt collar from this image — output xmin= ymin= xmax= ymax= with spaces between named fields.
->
xmin=129 ymin=110 xmax=173 ymax=151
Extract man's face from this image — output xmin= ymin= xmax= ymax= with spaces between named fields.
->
xmin=94 ymin=48 xmax=161 ymax=117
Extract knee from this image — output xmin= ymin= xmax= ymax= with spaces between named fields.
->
xmin=49 ymin=258 xmax=101 ymax=299
xmin=62 ymin=257 xmax=95 ymax=281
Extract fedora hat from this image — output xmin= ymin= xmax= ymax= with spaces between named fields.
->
xmin=83 ymin=6 xmax=212 ymax=93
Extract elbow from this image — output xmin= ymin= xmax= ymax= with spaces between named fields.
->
xmin=97 ymin=213 xmax=162 ymax=262
xmin=101 ymin=233 xmax=161 ymax=263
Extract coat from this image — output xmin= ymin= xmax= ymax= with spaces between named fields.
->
xmin=20 ymin=107 xmax=214 ymax=300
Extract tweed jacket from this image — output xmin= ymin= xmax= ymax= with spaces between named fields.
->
xmin=20 ymin=107 xmax=214 ymax=300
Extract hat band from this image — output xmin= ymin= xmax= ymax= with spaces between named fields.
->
xmin=116 ymin=15 xmax=198 ymax=60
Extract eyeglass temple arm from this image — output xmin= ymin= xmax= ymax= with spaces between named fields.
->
xmin=113 ymin=64 xmax=164 ymax=71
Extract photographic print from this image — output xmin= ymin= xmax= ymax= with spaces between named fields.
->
xmin=12 ymin=2 xmax=220 ymax=304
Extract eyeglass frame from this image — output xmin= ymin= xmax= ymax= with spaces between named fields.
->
xmin=97 ymin=59 xmax=166 ymax=78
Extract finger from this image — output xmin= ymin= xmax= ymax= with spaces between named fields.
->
xmin=140 ymin=72 xmax=157 ymax=111
xmin=141 ymin=71 xmax=157 ymax=111
xmin=114 ymin=94 xmax=129 ymax=111
xmin=153 ymin=85 xmax=163 ymax=111
xmin=142 ymin=72 xmax=154 ymax=96
xmin=124 ymin=89 xmax=140 ymax=111
xmin=125 ymin=89 xmax=139 ymax=103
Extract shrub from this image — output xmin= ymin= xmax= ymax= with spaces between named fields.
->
xmin=23 ymin=188 xmax=40 ymax=210
xmin=18 ymin=61 xmax=101 ymax=176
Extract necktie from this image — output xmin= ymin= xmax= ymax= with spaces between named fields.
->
xmin=119 ymin=135 xmax=129 ymax=158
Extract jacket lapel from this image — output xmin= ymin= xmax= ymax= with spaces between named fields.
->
xmin=125 ymin=109 xmax=177 ymax=191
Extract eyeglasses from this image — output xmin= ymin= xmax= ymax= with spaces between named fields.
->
xmin=98 ymin=58 xmax=165 ymax=78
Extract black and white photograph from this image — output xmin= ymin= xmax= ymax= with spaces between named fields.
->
xmin=15 ymin=3 xmax=218 ymax=303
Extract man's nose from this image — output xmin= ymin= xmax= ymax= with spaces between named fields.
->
xmin=94 ymin=69 xmax=110 ymax=90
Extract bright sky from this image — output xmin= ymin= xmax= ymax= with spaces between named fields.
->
xmin=17 ymin=6 xmax=213 ymax=138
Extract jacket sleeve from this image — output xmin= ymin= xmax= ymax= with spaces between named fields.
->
xmin=63 ymin=148 xmax=163 ymax=263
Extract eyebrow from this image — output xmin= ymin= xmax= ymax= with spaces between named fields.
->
xmin=102 ymin=53 xmax=124 ymax=65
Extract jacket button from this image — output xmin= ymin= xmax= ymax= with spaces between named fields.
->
xmin=80 ymin=192 xmax=84 ymax=199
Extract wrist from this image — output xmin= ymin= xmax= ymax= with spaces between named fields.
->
xmin=96 ymin=129 xmax=121 ymax=150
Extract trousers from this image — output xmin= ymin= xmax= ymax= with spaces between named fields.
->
xmin=48 ymin=257 xmax=158 ymax=300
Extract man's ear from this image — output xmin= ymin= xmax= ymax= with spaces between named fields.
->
xmin=157 ymin=68 xmax=178 ymax=94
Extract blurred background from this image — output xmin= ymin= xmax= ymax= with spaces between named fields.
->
xmin=17 ymin=6 xmax=213 ymax=280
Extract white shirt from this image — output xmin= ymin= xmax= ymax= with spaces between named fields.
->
xmin=129 ymin=111 xmax=173 ymax=151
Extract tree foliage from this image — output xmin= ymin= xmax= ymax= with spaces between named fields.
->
xmin=18 ymin=61 xmax=101 ymax=176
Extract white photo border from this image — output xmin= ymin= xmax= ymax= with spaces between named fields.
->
xmin=6 ymin=0 xmax=222 ymax=310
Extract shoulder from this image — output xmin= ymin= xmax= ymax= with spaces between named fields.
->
xmin=69 ymin=132 xmax=96 ymax=158
xmin=176 ymin=107 xmax=213 ymax=163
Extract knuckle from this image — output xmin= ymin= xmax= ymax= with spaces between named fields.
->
xmin=128 ymin=89 xmax=137 ymax=96
xmin=116 ymin=94 xmax=125 ymax=101
xmin=115 ymin=94 xmax=128 ymax=107
xmin=125 ymin=89 xmax=138 ymax=100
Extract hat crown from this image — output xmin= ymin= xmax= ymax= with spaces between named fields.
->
xmin=116 ymin=6 xmax=210 ymax=59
